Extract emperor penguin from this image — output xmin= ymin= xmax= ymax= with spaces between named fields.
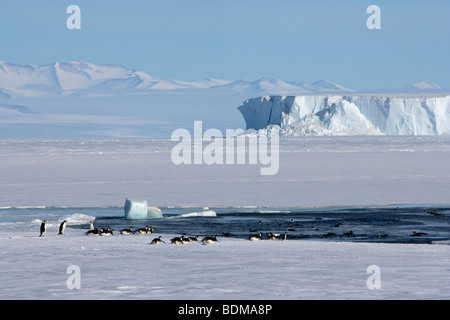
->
xmin=39 ymin=220 xmax=46 ymax=237
xmin=248 ymin=233 xmax=262 ymax=241
xmin=120 ymin=227 xmax=133 ymax=235
xmin=201 ymin=235 xmax=218 ymax=244
xmin=343 ymin=230 xmax=354 ymax=237
xmin=410 ymin=231 xmax=428 ymax=237
xmin=150 ymin=236 xmax=164 ymax=244
xmin=100 ymin=228 xmax=114 ymax=236
xmin=186 ymin=236 xmax=198 ymax=243
xmin=267 ymin=233 xmax=278 ymax=240
xmin=170 ymin=236 xmax=184 ymax=244
xmin=135 ymin=226 xmax=149 ymax=234
xmin=86 ymin=229 xmax=99 ymax=236
xmin=58 ymin=220 xmax=67 ymax=235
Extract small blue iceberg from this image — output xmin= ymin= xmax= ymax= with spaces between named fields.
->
xmin=124 ymin=198 xmax=163 ymax=220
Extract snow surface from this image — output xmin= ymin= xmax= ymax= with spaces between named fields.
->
xmin=239 ymin=95 xmax=450 ymax=136
xmin=1 ymin=137 xmax=450 ymax=208
xmin=1 ymin=229 xmax=449 ymax=299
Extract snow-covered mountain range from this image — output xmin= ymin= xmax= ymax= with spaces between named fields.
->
xmin=0 ymin=60 xmax=359 ymax=98
xmin=238 ymin=95 xmax=450 ymax=136
xmin=0 ymin=60 xmax=380 ymax=98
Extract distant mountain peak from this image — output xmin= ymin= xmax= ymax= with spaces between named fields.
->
xmin=398 ymin=80 xmax=443 ymax=93
xmin=410 ymin=81 xmax=441 ymax=90
xmin=304 ymin=79 xmax=355 ymax=92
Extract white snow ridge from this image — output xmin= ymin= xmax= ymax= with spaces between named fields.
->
xmin=238 ymin=95 xmax=450 ymax=136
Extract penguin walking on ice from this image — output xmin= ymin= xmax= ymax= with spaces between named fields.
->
xmin=39 ymin=220 xmax=46 ymax=237
xmin=58 ymin=220 xmax=67 ymax=235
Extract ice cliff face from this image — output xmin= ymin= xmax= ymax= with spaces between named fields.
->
xmin=238 ymin=95 xmax=450 ymax=136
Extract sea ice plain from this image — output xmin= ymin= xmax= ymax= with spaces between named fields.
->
xmin=1 ymin=136 xmax=449 ymax=208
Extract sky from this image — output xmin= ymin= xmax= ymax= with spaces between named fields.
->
xmin=0 ymin=0 xmax=448 ymax=91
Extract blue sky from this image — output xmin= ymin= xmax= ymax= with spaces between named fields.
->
xmin=0 ymin=0 xmax=448 ymax=91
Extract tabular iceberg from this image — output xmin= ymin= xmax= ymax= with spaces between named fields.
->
xmin=238 ymin=95 xmax=450 ymax=136
xmin=124 ymin=198 xmax=163 ymax=220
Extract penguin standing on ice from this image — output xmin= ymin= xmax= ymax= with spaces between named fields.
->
xmin=58 ymin=220 xmax=67 ymax=235
xmin=39 ymin=220 xmax=46 ymax=237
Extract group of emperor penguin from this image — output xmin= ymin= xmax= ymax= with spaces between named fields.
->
xmin=39 ymin=219 xmax=289 ymax=241
xmin=39 ymin=220 xmax=66 ymax=237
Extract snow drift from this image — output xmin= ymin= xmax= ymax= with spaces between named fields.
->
xmin=238 ymin=95 xmax=450 ymax=136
